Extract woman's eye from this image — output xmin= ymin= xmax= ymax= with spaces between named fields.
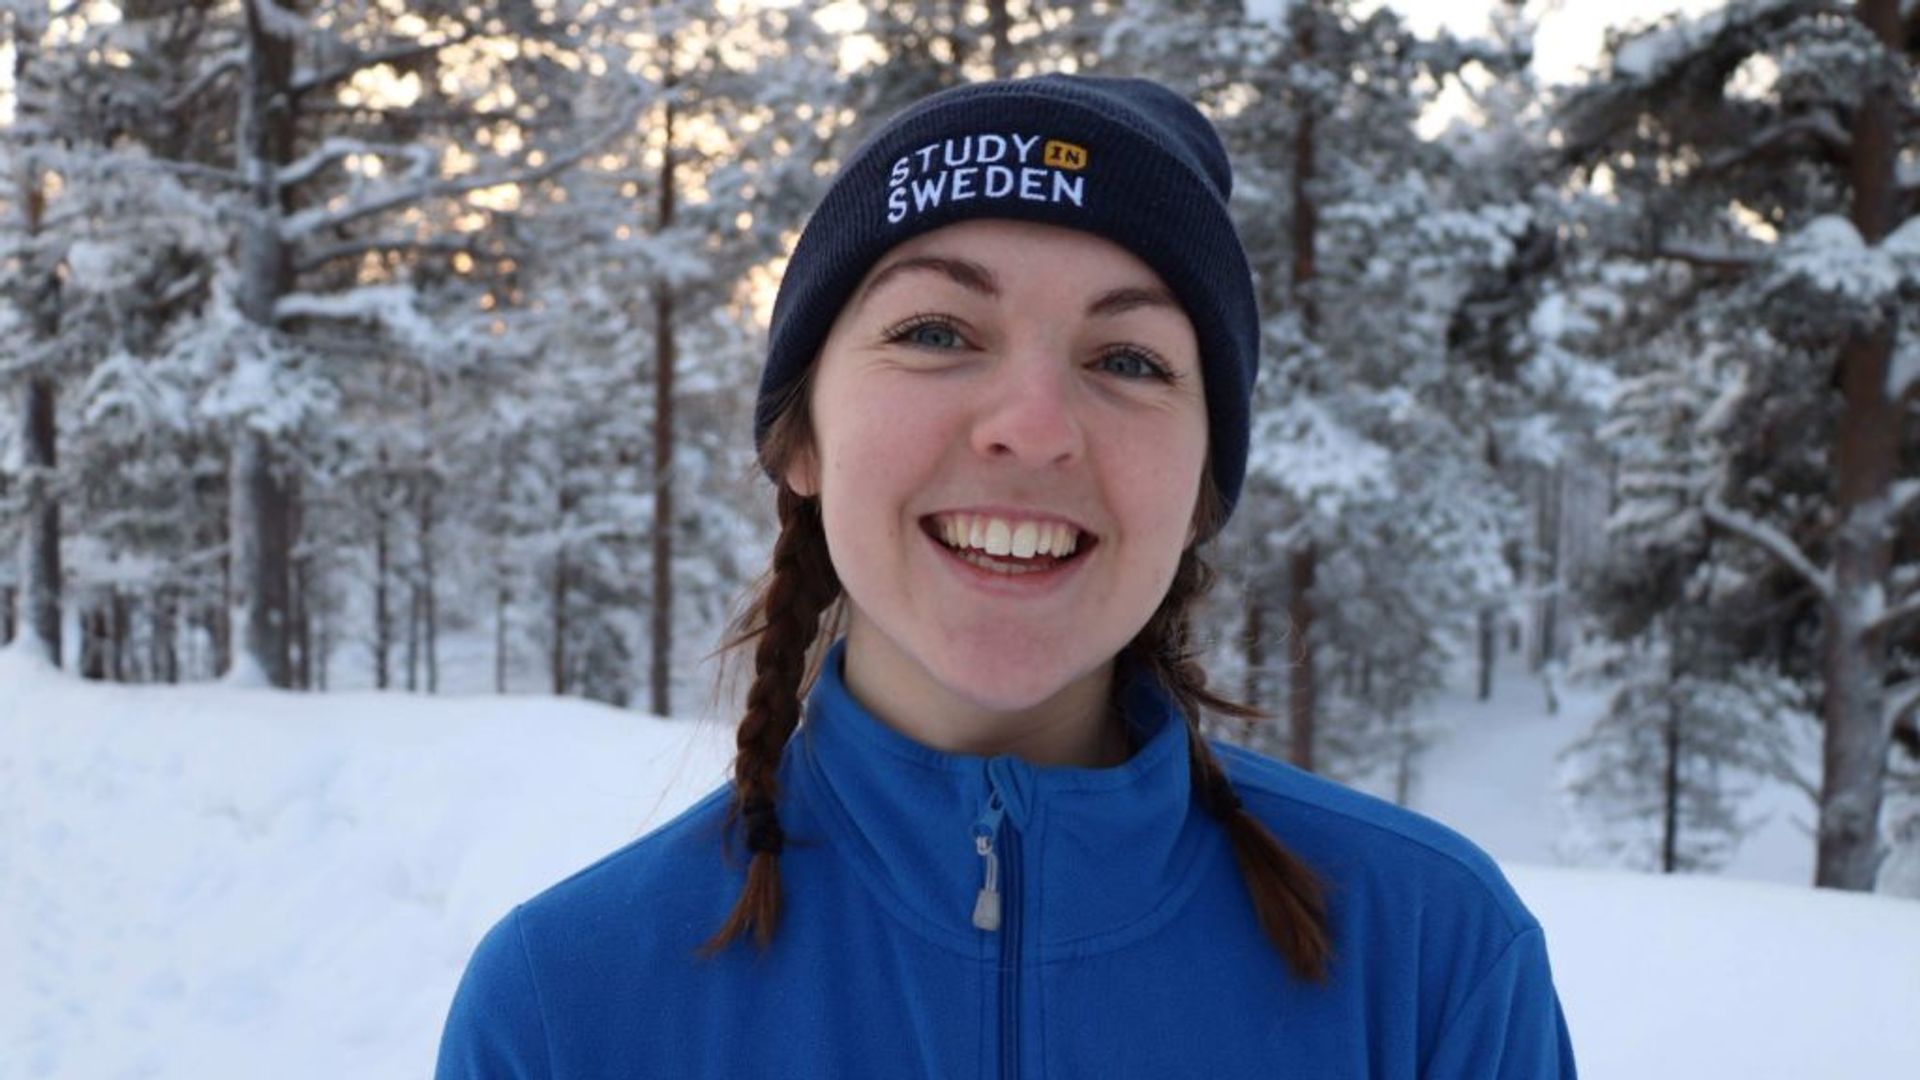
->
xmin=886 ymin=317 xmax=965 ymax=350
xmin=1097 ymin=348 xmax=1173 ymax=381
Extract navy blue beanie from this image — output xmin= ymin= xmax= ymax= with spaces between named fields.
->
xmin=755 ymin=73 xmax=1260 ymax=526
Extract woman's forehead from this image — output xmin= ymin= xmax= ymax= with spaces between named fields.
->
xmin=852 ymin=219 xmax=1176 ymax=311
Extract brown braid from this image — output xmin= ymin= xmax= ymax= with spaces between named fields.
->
xmin=1127 ymin=544 xmax=1333 ymax=983
xmin=708 ymin=387 xmax=1328 ymax=978
xmin=698 ymin=481 xmax=842 ymax=956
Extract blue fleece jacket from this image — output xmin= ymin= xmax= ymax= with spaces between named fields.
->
xmin=437 ymin=639 xmax=1576 ymax=1078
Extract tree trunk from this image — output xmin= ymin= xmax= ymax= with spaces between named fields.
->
xmin=373 ymin=450 xmax=392 ymax=690
xmin=405 ymin=547 xmax=420 ymax=692
xmin=1538 ymin=464 xmax=1563 ymax=668
xmin=552 ymin=483 xmax=575 ymax=695
xmin=315 ymin=591 xmax=330 ymax=691
xmin=419 ymin=489 xmax=438 ymax=694
xmin=1288 ymin=543 xmax=1318 ymax=772
xmin=228 ymin=0 xmax=299 ymax=686
xmin=1242 ymin=588 xmax=1266 ymax=736
xmin=986 ymin=0 xmax=1014 ymax=78
xmin=1814 ymin=0 xmax=1902 ymax=891
xmin=1662 ymin=626 xmax=1682 ymax=874
xmin=111 ymin=589 xmax=130 ymax=681
xmin=290 ymin=475 xmax=311 ymax=690
xmin=18 ymin=376 xmax=61 ymax=667
xmin=649 ymin=81 xmax=679 ymax=719
xmin=12 ymin=23 xmax=62 ymax=667
xmin=418 ymin=377 xmax=439 ymax=694
xmin=1282 ymin=3 xmax=1322 ymax=774
xmin=1477 ymin=606 xmax=1497 ymax=701
xmin=80 ymin=603 xmax=107 ymax=680
xmin=494 ymin=440 xmax=513 ymax=695
xmin=152 ymin=586 xmax=178 ymax=683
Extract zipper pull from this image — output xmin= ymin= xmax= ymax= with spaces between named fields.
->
xmin=972 ymin=793 xmax=1005 ymax=931
xmin=972 ymin=833 xmax=1002 ymax=931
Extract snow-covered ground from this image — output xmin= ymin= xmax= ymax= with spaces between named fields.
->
xmin=5 ymin=642 xmax=1918 ymax=1078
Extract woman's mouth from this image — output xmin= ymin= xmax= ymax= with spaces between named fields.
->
xmin=919 ymin=513 xmax=1096 ymax=578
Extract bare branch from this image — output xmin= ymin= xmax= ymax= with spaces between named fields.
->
xmin=1702 ymin=497 xmax=1835 ymax=602
xmin=156 ymin=265 xmax=211 ymax=310
xmin=1701 ymin=109 xmax=1851 ymax=174
xmin=281 ymin=103 xmax=638 ymax=239
xmin=1645 ymin=242 xmax=1766 ymax=272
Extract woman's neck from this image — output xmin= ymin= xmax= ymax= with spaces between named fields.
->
xmin=838 ymin=631 xmax=1130 ymax=768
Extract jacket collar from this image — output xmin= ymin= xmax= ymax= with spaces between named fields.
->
xmin=786 ymin=638 xmax=1216 ymax=955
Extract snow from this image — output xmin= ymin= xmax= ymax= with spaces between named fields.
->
xmin=5 ymin=645 xmax=1919 ymax=1078
xmin=275 ymin=285 xmax=441 ymax=354
xmin=1887 ymin=332 xmax=1920 ymax=400
xmin=1771 ymin=213 xmax=1906 ymax=307
xmin=1515 ymin=866 xmax=1920 ymax=1079
xmin=0 ymin=649 xmax=735 ymax=1079
xmin=1611 ymin=0 xmax=1796 ymax=83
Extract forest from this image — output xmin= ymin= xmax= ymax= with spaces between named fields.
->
xmin=2 ymin=0 xmax=1918 ymax=897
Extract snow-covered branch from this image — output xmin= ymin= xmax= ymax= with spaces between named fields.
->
xmin=1870 ymin=590 xmax=1920 ymax=636
xmin=289 ymin=29 xmax=475 ymax=100
xmin=1644 ymin=242 xmax=1765 ymax=273
xmin=1888 ymin=679 xmax=1920 ymax=730
xmin=116 ymin=157 xmax=250 ymax=189
xmin=1702 ymin=109 xmax=1851 ymax=173
xmin=274 ymin=284 xmax=415 ymax=324
xmin=281 ymin=104 xmax=638 ymax=239
xmin=273 ymin=285 xmax=439 ymax=352
xmin=292 ymin=234 xmax=495 ymax=275
xmin=164 ymin=47 xmax=246 ymax=113
xmin=278 ymin=138 xmax=436 ymax=191
xmin=1892 ymin=479 xmax=1920 ymax=518
xmin=1701 ymin=497 xmax=1835 ymax=603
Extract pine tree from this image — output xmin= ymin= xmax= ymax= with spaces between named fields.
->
xmin=1556 ymin=0 xmax=1920 ymax=888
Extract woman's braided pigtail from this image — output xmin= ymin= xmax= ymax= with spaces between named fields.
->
xmin=699 ymin=486 xmax=841 ymax=955
xmin=1132 ymin=547 xmax=1333 ymax=983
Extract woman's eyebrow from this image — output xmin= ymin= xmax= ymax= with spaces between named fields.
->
xmin=857 ymin=255 xmax=998 ymax=310
xmin=857 ymin=254 xmax=1179 ymax=318
xmin=1085 ymin=284 xmax=1179 ymax=318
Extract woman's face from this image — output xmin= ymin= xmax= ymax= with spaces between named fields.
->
xmin=787 ymin=218 xmax=1208 ymax=758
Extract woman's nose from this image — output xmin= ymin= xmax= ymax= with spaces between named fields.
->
xmin=969 ymin=350 xmax=1085 ymax=468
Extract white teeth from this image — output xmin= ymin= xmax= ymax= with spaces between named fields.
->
xmin=1011 ymin=522 xmax=1038 ymax=558
xmin=984 ymin=519 xmax=1012 ymax=556
xmin=933 ymin=514 xmax=1083 ymax=559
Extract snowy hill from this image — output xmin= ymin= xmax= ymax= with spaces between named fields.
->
xmin=4 ymin=646 xmax=1918 ymax=1079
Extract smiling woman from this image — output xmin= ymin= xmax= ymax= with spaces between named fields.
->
xmin=436 ymin=73 xmax=1577 ymax=1080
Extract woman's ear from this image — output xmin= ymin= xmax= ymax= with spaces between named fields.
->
xmin=784 ymin=444 xmax=820 ymax=498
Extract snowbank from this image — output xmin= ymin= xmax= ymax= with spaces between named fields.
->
xmin=4 ymin=647 xmax=1916 ymax=1078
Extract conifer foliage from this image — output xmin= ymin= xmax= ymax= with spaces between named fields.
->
xmin=0 ymin=0 xmax=1914 ymax=892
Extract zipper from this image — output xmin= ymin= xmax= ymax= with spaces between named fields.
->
xmin=972 ymin=765 xmax=1021 ymax=1080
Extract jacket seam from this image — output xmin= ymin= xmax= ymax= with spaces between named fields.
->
xmin=1427 ymin=924 xmax=1542 ymax=1067
xmin=1217 ymin=744 xmax=1534 ymax=937
xmin=511 ymin=906 xmax=559 ymax=1080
